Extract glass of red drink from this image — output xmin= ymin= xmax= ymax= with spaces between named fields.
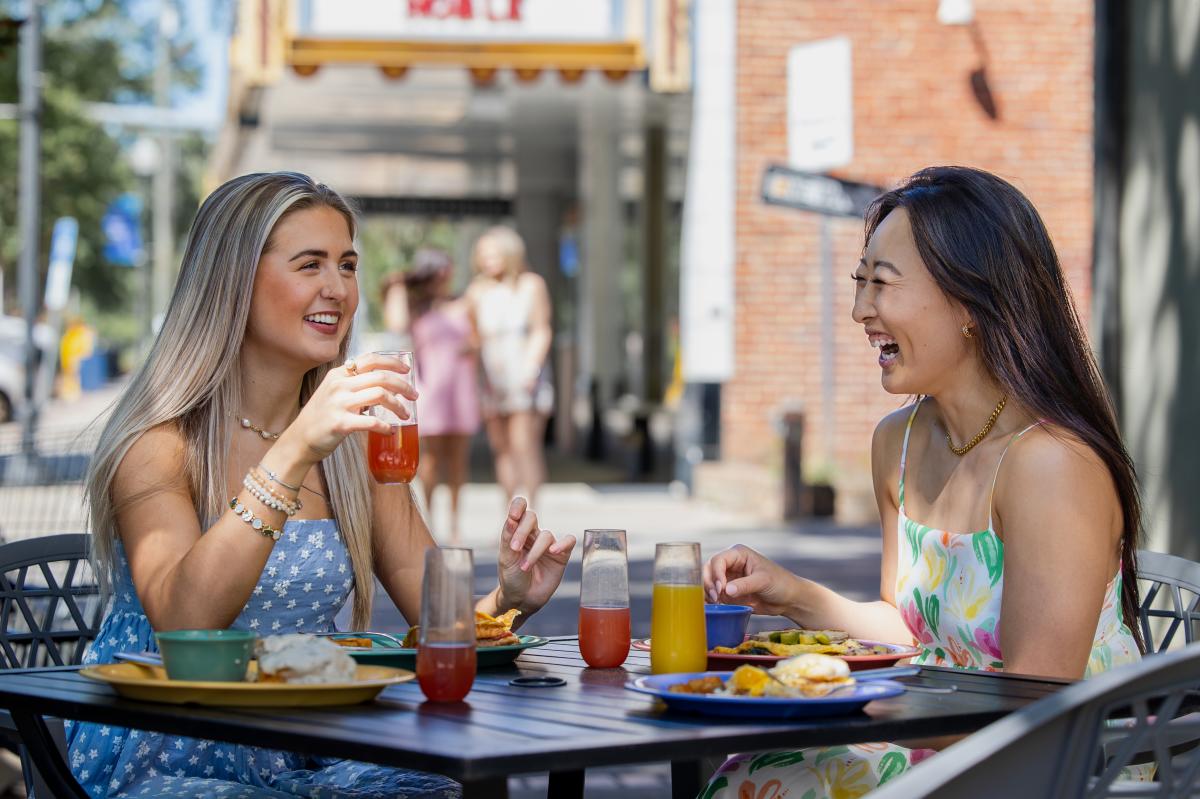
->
xmin=367 ymin=350 xmax=419 ymax=483
xmin=578 ymin=529 xmax=630 ymax=668
xmin=416 ymin=547 xmax=476 ymax=702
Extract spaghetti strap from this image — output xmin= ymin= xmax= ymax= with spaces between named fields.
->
xmin=897 ymin=400 xmax=924 ymax=507
xmin=986 ymin=419 xmax=1046 ymax=533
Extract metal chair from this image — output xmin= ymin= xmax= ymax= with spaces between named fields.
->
xmin=1138 ymin=549 xmax=1200 ymax=654
xmin=0 ymin=534 xmax=101 ymax=798
xmin=871 ymin=643 xmax=1200 ymax=798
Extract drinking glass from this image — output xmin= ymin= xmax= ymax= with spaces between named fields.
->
xmin=367 ymin=350 xmax=419 ymax=483
xmin=650 ymin=542 xmax=707 ymax=674
xmin=416 ymin=547 xmax=476 ymax=702
xmin=578 ymin=529 xmax=630 ymax=668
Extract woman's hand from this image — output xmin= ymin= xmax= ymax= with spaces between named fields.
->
xmin=704 ymin=544 xmax=800 ymax=617
xmin=496 ymin=497 xmax=576 ymax=617
xmin=280 ymin=353 xmax=418 ymax=466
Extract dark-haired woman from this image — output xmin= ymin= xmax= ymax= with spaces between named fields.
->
xmin=382 ymin=249 xmax=481 ymax=545
xmin=699 ymin=166 xmax=1151 ymax=797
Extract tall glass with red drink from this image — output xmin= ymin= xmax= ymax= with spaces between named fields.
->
xmin=368 ymin=350 xmax=419 ymax=483
xmin=578 ymin=529 xmax=630 ymax=668
xmin=416 ymin=547 xmax=475 ymax=702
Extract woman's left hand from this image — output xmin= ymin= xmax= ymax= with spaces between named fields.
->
xmin=496 ymin=497 xmax=575 ymax=617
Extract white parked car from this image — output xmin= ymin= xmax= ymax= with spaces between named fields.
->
xmin=0 ymin=355 xmax=22 ymax=423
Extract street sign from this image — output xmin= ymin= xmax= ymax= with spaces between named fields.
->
xmin=760 ymin=164 xmax=884 ymax=218
xmin=787 ymin=37 xmax=854 ymax=172
xmin=102 ymin=193 xmax=144 ymax=267
xmin=44 ymin=217 xmax=77 ymax=312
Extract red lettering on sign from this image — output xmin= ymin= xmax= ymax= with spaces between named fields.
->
xmin=409 ymin=0 xmax=522 ymax=21
xmin=408 ymin=0 xmax=474 ymax=20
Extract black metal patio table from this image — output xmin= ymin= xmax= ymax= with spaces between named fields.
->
xmin=0 ymin=636 xmax=1069 ymax=798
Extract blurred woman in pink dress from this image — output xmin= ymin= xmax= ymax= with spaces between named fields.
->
xmin=383 ymin=249 xmax=481 ymax=544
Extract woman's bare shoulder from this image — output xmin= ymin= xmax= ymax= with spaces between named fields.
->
xmin=113 ymin=421 xmax=188 ymax=498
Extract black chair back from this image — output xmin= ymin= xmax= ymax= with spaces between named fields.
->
xmin=0 ymin=534 xmax=101 ymax=668
xmin=1138 ymin=549 xmax=1200 ymax=654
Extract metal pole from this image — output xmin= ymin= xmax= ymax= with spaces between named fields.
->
xmin=151 ymin=0 xmax=175 ymax=330
xmin=17 ymin=0 xmax=41 ymax=456
xmin=820 ymin=215 xmax=835 ymax=465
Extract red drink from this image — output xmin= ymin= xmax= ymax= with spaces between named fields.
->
xmin=368 ymin=424 xmax=420 ymax=483
xmin=578 ymin=606 xmax=631 ymax=668
xmin=416 ymin=642 xmax=476 ymax=702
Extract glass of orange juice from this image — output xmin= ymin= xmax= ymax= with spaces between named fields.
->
xmin=650 ymin=542 xmax=707 ymax=674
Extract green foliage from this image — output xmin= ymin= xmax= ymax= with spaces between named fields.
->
xmin=357 ymin=217 xmax=458 ymax=329
xmin=0 ymin=0 xmax=211 ymax=353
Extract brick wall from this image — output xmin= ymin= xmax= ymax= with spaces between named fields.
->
xmin=718 ymin=0 xmax=1094 ymax=522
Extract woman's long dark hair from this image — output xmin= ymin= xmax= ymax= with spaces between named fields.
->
xmin=865 ymin=166 xmax=1144 ymax=652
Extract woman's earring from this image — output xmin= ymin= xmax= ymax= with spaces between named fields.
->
xmin=961 ymin=325 xmax=974 ymax=339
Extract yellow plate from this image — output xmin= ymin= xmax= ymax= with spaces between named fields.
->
xmin=80 ymin=662 xmax=414 ymax=707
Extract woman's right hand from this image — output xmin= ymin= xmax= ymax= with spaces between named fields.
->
xmin=703 ymin=544 xmax=800 ymax=617
xmin=283 ymin=352 xmax=418 ymax=465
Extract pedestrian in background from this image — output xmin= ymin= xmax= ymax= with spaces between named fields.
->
xmin=466 ymin=226 xmax=553 ymax=508
xmin=383 ymin=248 xmax=481 ymax=545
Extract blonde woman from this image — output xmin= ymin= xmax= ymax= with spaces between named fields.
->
xmin=465 ymin=226 xmax=553 ymax=506
xmin=68 ymin=173 xmax=574 ymax=799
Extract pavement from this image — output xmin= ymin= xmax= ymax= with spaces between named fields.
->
xmin=0 ymin=380 xmax=884 ymax=797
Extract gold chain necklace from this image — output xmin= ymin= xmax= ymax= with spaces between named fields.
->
xmin=946 ymin=395 xmax=1007 ymax=456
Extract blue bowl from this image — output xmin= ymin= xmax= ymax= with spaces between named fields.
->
xmin=705 ymin=604 xmax=752 ymax=649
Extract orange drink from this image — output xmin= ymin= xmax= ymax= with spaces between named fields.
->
xmin=368 ymin=424 xmax=420 ymax=483
xmin=579 ymin=606 xmax=631 ymax=668
xmin=416 ymin=642 xmax=476 ymax=702
xmin=650 ymin=583 xmax=707 ymax=674
xmin=578 ymin=529 xmax=630 ymax=668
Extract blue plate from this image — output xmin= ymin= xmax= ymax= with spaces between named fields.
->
xmin=330 ymin=632 xmax=549 ymax=670
xmin=626 ymin=671 xmax=905 ymax=719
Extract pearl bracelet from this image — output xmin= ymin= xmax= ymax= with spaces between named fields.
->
xmin=243 ymin=473 xmax=300 ymax=517
xmin=229 ymin=497 xmax=282 ymax=541
xmin=248 ymin=467 xmax=303 ymax=513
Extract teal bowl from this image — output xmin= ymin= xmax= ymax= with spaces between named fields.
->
xmin=155 ymin=629 xmax=256 ymax=682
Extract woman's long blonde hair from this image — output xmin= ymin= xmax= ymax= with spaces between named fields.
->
xmin=471 ymin=225 xmax=527 ymax=281
xmin=86 ymin=172 xmax=376 ymax=629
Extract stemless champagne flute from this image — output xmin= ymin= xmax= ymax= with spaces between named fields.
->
xmin=416 ymin=547 xmax=476 ymax=702
xmin=650 ymin=542 xmax=707 ymax=674
xmin=367 ymin=350 xmax=419 ymax=483
xmin=578 ymin=529 xmax=630 ymax=668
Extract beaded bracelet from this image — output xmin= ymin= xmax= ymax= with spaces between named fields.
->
xmin=248 ymin=467 xmax=303 ymax=513
xmin=229 ymin=497 xmax=282 ymax=541
xmin=243 ymin=473 xmax=300 ymax=517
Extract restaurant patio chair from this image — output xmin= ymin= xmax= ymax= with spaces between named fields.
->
xmin=0 ymin=533 xmax=101 ymax=798
xmin=1137 ymin=549 xmax=1200 ymax=654
xmin=870 ymin=643 xmax=1200 ymax=798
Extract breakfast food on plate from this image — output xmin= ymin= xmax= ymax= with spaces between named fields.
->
xmin=475 ymin=609 xmax=521 ymax=647
xmin=255 ymin=634 xmax=357 ymax=684
xmin=330 ymin=637 xmax=374 ymax=649
xmin=667 ymin=654 xmax=856 ymax=699
xmin=401 ymin=608 xmax=522 ymax=648
xmin=712 ymin=628 xmax=893 ymax=658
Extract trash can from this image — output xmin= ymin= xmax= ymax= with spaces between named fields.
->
xmin=79 ymin=351 xmax=109 ymax=392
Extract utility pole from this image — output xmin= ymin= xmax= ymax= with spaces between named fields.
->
xmin=151 ymin=0 xmax=176 ymax=329
xmin=17 ymin=0 xmax=41 ymax=456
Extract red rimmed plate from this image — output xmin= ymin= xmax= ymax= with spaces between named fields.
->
xmin=631 ymin=638 xmax=920 ymax=672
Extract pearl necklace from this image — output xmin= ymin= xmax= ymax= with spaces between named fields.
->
xmin=237 ymin=416 xmax=280 ymax=440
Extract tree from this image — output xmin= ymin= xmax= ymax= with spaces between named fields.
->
xmin=0 ymin=0 xmax=206 ymax=330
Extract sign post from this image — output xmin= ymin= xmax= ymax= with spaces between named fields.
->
xmin=762 ymin=165 xmax=884 ymax=469
xmin=34 ymin=216 xmax=78 ymax=410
